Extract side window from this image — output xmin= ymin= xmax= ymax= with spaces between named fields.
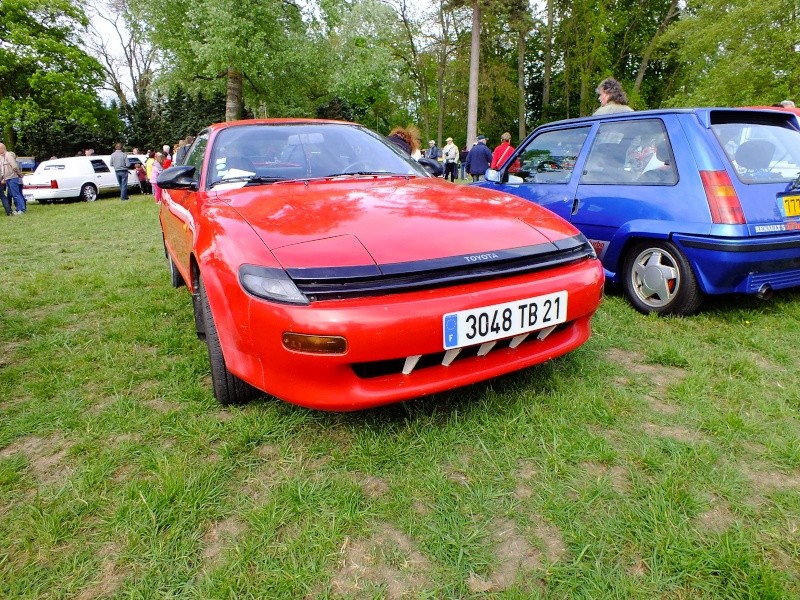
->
xmin=91 ymin=159 xmax=110 ymax=174
xmin=185 ymin=131 xmax=208 ymax=182
xmin=514 ymin=127 xmax=591 ymax=183
xmin=581 ymin=119 xmax=677 ymax=185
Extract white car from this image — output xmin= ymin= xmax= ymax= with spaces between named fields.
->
xmin=23 ymin=155 xmax=141 ymax=204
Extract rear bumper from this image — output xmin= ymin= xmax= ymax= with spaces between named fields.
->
xmin=676 ymin=232 xmax=800 ymax=294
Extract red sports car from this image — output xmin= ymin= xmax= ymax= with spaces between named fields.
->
xmin=157 ymin=119 xmax=604 ymax=411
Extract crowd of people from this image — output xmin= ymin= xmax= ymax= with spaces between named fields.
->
xmin=6 ymin=77 xmax=796 ymax=211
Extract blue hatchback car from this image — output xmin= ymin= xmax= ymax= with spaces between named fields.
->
xmin=476 ymin=108 xmax=800 ymax=315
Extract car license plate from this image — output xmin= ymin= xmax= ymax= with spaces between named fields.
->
xmin=24 ymin=193 xmax=34 ymax=202
xmin=443 ymin=291 xmax=568 ymax=350
xmin=781 ymin=194 xmax=800 ymax=217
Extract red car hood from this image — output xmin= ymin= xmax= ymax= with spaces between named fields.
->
xmin=217 ymin=177 xmax=581 ymax=270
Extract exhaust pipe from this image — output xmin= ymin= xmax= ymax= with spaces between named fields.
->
xmin=756 ymin=284 xmax=773 ymax=300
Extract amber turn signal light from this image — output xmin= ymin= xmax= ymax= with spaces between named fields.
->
xmin=282 ymin=333 xmax=348 ymax=354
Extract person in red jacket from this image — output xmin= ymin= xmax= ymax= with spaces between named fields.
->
xmin=490 ymin=132 xmax=515 ymax=169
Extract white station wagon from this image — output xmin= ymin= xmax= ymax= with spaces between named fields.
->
xmin=23 ymin=155 xmax=142 ymax=204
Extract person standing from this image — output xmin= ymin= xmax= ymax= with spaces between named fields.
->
xmin=0 ymin=143 xmax=26 ymax=214
xmin=174 ymin=135 xmax=195 ymax=165
xmin=441 ymin=137 xmax=459 ymax=182
xmin=150 ymin=152 xmax=165 ymax=203
xmin=109 ymin=143 xmax=129 ymax=200
xmin=464 ymin=136 xmax=493 ymax=182
xmin=490 ymin=132 xmax=515 ymax=169
xmin=593 ymin=78 xmax=634 ymax=115
xmin=426 ymin=140 xmax=440 ymax=160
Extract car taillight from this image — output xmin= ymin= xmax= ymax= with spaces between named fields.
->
xmin=50 ymin=180 xmax=58 ymax=189
xmin=700 ymin=170 xmax=745 ymax=224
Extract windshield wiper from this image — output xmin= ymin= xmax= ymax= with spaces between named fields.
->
xmin=326 ymin=171 xmax=396 ymax=178
xmin=210 ymin=175 xmax=285 ymax=188
xmin=790 ymin=172 xmax=800 ymax=191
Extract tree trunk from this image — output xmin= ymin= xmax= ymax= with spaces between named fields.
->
xmin=634 ymin=0 xmax=680 ymax=93
xmin=542 ymin=0 xmax=553 ymax=109
xmin=225 ymin=68 xmax=243 ymax=122
xmin=517 ymin=30 xmax=526 ymax=140
xmin=466 ymin=0 xmax=481 ymax=146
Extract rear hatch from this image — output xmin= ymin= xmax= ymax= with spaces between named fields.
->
xmin=709 ymin=110 xmax=800 ymax=233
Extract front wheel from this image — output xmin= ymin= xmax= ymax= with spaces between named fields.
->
xmin=80 ymin=183 xmax=98 ymax=202
xmin=622 ymin=240 xmax=703 ymax=316
xmin=198 ymin=276 xmax=260 ymax=405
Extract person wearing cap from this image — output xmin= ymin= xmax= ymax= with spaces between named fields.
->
xmin=425 ymin=139 xmax=440 ymax=160
xmin=464 ymin=135 xmax=493 ymax=181
xmin=442 ymin=137 xmax=459 ymax=182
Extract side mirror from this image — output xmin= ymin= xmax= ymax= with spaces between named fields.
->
xmin=417 ymin=157 xmax=443 ymax=177
xmin=485 ymin=168 xmax=500 ymax=182
xmin=157 ymin=165 xmax=198 ymax=190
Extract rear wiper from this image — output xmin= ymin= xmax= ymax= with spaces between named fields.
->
xmin=790 ymin=172 xmax=800 ymax=191
xmin=210 ymin=175 xmax=285 ymax=188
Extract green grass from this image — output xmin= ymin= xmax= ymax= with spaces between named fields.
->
xmin=1 ymin=196 xmax=799 ymax=598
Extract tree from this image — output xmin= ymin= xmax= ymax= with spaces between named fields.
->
xmin=83 ymin=0 xmax=158 ymax=109
xmin=662 ymin=0 xmax=800 ymax=106
xmin=137 ymin=0 xmax=310 ymax=122
xmin=0 ymin=0 xmax=120 ymax=156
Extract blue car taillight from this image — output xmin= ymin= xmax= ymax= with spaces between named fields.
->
xmin=700 ymin=170 xmax=746 ymax=225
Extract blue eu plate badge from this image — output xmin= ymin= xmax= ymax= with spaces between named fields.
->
xmin=444 ymin=314 xmax=458 ymax=348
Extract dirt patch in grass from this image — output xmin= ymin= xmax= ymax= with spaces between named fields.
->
xmin=0 ymin=433 xmax=74 ymax=486
xmin=353 ymin=473 xmax=390 ymax=499
xmin=642 ymin=422 xmax=707 ymax=444
xmin=75 ymin=543 xmax=128 ymax=600
xmin=468 ymin=516 xmax=567 ymax=593
xmin=201 ymin=516 xmax=247 ymax=566
xmin=581 ymin=461 xmax=629 ymax=493
xmin=608 ymin=348 xmax=687 ymax=396
xmin=513 ymin=459 xmax=538 ymax=500
xmin=0 ymin=340 xmax=22 ymax=370
xmin=444 ymin=465 xmax=470 ymax=487
xmin=647 ymin=397 xmax=681 ymax=416
xmin=695 ymin=495 xmax=736 ymax=534
xmin=330 ymin=523 xmax=431 ymax=599
xmin=144 ymin=398 xmax=175 ymax=413
xmin=739 ymin=463 xmax=800 ymax=490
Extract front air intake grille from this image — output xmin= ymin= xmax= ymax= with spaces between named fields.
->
xmin=289 ymin=236 xmax=594 ymax=301
xmin=351 ymin=322 xmax=571 ymax=379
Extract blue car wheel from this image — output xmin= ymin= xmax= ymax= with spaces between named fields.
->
xmin=622 ymin=240 xmax=703 ymax=316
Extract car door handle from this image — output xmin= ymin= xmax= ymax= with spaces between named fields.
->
xmin=571 ymin=198 xmax=580 ymax=215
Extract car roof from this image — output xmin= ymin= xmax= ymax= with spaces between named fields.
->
xmin=538 ymin=107 xmax=796 ymax=129
xmin=205 ymin=118 xmax=358 ymax=133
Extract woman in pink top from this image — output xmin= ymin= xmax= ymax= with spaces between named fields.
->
xmin=150 ymin=152 xmax=164 ymax=203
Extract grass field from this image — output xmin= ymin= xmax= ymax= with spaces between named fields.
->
xmin=1 ymin=195 xmax=799 ymax=599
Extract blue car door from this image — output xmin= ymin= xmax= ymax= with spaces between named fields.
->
xmin=479 ymin=125 xmax=593 ymax=221
xmin=571 ymin=116 xmax=693 ymax=266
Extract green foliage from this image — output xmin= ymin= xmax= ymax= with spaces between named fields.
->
xmin=0 ymin=0 xmax=118 ymax=157
xmin=661 ymin=0 xmax=800 ymax=107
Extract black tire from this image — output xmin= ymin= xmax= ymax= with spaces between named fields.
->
xmin=168 ymin=255 xmax=185 ymax=288
xmin=622 ymin=240 xmax=703 ymax=316
xmin=198 ymin=276 xmax=260 ymax=405
xmin=80 ymin=183 xmax=98 ymax=202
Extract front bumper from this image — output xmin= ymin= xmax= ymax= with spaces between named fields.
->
xmin=226 ymin=258 xmax=605 ymax=410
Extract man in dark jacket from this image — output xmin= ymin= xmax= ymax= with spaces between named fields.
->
xmin=464 ymin=135 xmax=493 ymax=181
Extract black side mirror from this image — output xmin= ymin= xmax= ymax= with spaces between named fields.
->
xmin=157 ymin=165 xmax=198 ymax=190
xmin=417 ymin=157 xmax=443 ymax=177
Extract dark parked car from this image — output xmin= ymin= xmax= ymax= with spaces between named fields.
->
xmin=476 ymin=108 xmax=800 ymax=315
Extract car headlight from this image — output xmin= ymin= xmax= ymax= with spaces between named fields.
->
xmin=239 ymin=265 xmax=309 ymax=305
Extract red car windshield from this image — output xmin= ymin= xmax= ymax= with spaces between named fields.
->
xmin=207 ymin=123 xmax=428 ymax=187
